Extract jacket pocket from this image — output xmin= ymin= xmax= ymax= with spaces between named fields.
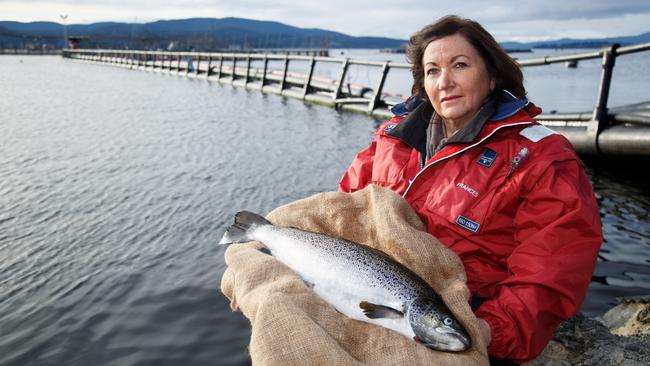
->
xmin=423 ymin=149 xmax=509 ymax=234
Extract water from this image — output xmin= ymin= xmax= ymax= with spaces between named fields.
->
xmin=1 ymin=54 xmax=649 ymax=365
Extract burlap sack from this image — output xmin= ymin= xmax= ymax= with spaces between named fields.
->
xmin=221 ymin=185 xmax=489 ymax=365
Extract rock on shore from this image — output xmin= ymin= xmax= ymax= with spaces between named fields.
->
xmin=525 ymin=312 xmax=650 ymax=365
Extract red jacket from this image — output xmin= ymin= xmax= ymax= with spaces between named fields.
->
xmin=339 ymin=97 xmax=602 ymax=363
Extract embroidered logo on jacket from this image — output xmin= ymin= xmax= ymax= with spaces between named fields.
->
xmin=477 ymin=148 xmax=497 ymax=167
xmin=456 ymin=215 xmax=480 ymax=233
xmin=456 ymin=182 xmax=479 ymax=198
xmin=384 ymin=123 xmax=398 ymax=133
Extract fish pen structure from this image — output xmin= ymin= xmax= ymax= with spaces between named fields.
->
xmin=62 ymin=43 xmax=650 ymax=156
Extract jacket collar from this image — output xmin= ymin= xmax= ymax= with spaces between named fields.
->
xmin=386 ymin=90 xmax=534 ymax=153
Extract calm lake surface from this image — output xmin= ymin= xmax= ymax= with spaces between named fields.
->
xmin=1 ymin=52 xmax=649 ymax=365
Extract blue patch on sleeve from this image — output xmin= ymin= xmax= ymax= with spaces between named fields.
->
xmin=477 ymin=148 xmax=497 ymax=167
xmin=456 ymin=215 xmax=480 ymax=233
xmin=384 ymin=123 xmax=398 ymax=133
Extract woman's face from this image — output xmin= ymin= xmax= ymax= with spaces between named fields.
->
xmin=422 ymin=33 xmax=495 ymax=128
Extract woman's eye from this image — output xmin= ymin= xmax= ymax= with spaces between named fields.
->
xmin=426 ymin=68 xmax=439 ymax=75
xmin=454 ymin=62 xmax=468 ymax=69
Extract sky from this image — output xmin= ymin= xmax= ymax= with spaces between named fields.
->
xmin=2 ymin=0 xmax=650 ymax=42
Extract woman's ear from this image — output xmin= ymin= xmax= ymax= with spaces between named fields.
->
xmin=490 ymin=77 xmax=496 ymax=92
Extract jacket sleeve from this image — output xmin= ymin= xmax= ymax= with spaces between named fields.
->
xmin=338 ymin=138 xmax=377 ymax=193
xmin=474 ymin=158 xmax=602 ymax=363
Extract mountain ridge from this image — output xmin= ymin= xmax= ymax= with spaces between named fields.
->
xmin=1 ymin=17 xmax=648 ymax=50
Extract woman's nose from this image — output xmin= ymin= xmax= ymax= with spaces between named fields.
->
xmin=437 ymin=68 xmax=453 ymax=90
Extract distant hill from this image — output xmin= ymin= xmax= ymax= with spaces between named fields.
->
xmin=0 ymin=17 xmax=407 ymax=50
xmin=501 ymin=32 xmax=650 ymax=50
xmin=0 ymin=17 xmax=648 ymax=51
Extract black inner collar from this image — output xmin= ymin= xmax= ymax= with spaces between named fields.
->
xmin=387 ymin=98 xmax=496 ymax=155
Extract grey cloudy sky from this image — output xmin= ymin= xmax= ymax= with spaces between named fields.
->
xmin=2 ymin=0 xmax=650 ymax=42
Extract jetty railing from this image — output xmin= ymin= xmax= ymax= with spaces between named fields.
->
xmin=63 ymin=43 xmax=650 ymax=156
xmin=516 ymin=43 xmax=650 ymax=155
xmin=63 ymin=49 xmax=411 ymax=115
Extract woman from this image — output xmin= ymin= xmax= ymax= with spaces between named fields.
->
xmin=339 ymin=15 xmax=602 ymax=364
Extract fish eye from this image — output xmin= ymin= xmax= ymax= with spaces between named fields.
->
xmin=443 ymin=317 xmax=453 ymax=326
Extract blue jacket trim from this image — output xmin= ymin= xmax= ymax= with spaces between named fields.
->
xmin=390 ymin=95 xmax=424 ymax=117
xmin=490 ymin=90 xmax=529 ymax=121
xmin=390 ymin=90 xmax=528 ymax=121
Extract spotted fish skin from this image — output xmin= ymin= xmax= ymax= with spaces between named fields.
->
xmin=219 ymin=211 xmax=471 ymax=352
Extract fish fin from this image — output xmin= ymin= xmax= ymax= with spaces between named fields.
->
xmin=359 ymin=301 xmax=404 ymax=319
xmin=218 ymin=211 xmax=272 ymax=245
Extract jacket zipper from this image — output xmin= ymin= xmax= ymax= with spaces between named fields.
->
xmin=403 ymin=122 xmax=533 ymax=198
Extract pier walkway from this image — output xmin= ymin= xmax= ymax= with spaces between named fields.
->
xmin=63 ymin=43 xmax=650 ymax=156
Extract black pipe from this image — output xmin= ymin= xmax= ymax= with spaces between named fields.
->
xmin=551 ymin=124 xmax=650 ymax=156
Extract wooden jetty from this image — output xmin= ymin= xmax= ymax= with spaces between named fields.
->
xmin=62 ymin=43 xmax=650 ymax=157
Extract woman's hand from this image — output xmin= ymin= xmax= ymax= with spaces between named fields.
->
xmin=478 ymin=318 xmax=492 ymax=345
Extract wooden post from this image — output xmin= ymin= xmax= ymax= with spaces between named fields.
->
xmin=218 ymin=56 xmax=224 ymax=81
xmin=368 ymin=62 xmax=390 ymax=113
xmin=195 ymin=54 xmax=201 ymax=76
xmin=280 ymin=55 xmax=289 ymax=91
xmin=333 ymin=58 xmax=350 ymax=103
xmin=261 ymin=56 xmax=268 ymax=87
xmin=231 ymin=55 xmax=237 ymax=82
xmin=587 ymin=44 xmax=619 ymax=154
xmin=245 ymin=55 xmax=251 ymax=87
xmin=206 ymin=55 xmax=213 ymax=78
xmin=176 ymin=53 xmax=182 ymax=72
xmin=302 ymin=56 xmax=316 ymax=99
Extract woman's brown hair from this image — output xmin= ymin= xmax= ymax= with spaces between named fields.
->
xmin=406 ymin=15 xmax=526 ymax=100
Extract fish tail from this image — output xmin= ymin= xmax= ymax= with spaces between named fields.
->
xmin=218 ymin=211 xmax=272 ymax=245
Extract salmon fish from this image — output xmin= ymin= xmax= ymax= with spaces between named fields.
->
xmin=219 ymin=211 xmax=471 ymax=352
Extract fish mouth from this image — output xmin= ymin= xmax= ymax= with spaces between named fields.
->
xmin=414 ymin=328 xmax=471 ymax=352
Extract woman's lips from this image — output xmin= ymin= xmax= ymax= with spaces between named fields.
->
xmin=441 ymin=96 xmax=460 ymax=103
